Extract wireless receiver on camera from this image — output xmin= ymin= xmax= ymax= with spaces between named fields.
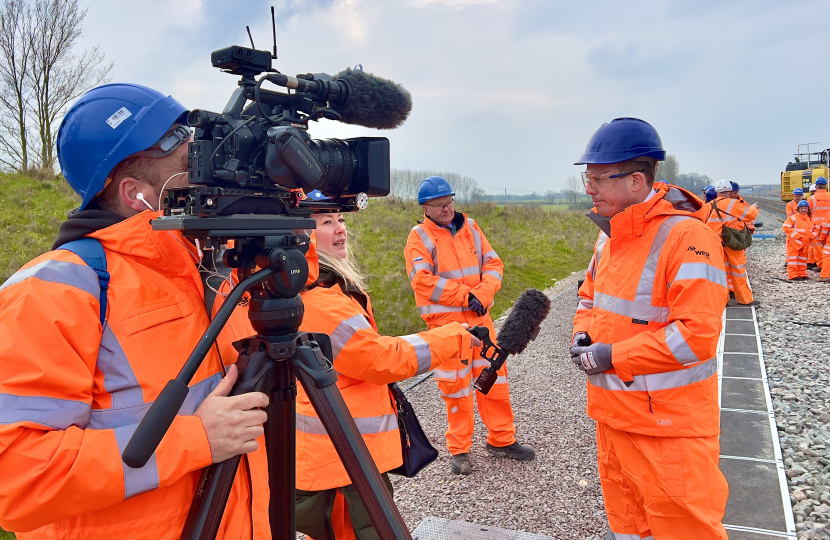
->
xmin=469 ymin=288 xmax=551 ymax=394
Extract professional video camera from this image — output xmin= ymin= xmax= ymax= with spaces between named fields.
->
xmin=123 ymin=12 xmax=415 ymax=540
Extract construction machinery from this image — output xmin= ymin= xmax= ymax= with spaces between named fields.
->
xmin=781 ymin=142 xmax=830 ymax=201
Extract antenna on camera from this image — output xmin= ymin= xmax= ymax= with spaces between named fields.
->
xmin=271 ymin=6 xmax=278 ymax=59
xmin=246 ymin=26 xmax=256 ymax=49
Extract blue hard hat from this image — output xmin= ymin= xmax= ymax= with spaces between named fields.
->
xmin=58 ymin=83 xmax=188 ymax=210
xmin=816 ymin=177 xmax=827 ymax=186
xmin=655 ymin=180 xmax=667 ymax=185
xmin=705 ymin=187 xmax=717 ymax=202
xmin=417 ymin=176 xmax=455 ymax=204
xmin=730 ymin=181 xmax=740 ymax=191
xmin=575 ymin=117 xmax=666 ymax=165
xmin=798 ymin=199 xmax=810 ymax=208
xmin=703 ymin=184 xmax=714 ymax=192
xmin=306 ymin=189 xmax=330 ymax=200
xmin=793 ymin=188 xmax=804 ymax=195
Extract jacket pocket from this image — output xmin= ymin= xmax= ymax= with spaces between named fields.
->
xmin=661 ymin=437 xmax=687 ymax=498
xmin=120 ymin=299 xmax=191 ymax=336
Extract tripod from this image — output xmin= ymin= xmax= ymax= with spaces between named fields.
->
xmin=122 ymin=229 xmax=411 ymax=540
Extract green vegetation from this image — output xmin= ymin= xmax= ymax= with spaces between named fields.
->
xmin=0 ymin=527 xmax=13 ymax=539
xmin=348 ymin=199 xmax=595 ymax=336
xmin=0 ymin=172 xmax=79 ymax=282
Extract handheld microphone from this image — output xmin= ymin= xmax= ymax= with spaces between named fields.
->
xmin=470 ymin=288 xmax=551 ymax=394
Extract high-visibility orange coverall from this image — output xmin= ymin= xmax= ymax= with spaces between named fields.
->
xmin=783 ymin=213 xmax=813 ymax=279
xmin=405 ymin=212 xmax=516 ymax=454
xmin=297 ymin=239 xmax=473 ymax=539
xmin=817 ymin=221 xmax=830 ymax=279
xmin=706 ymin=196 xmax=759 ymax=304
xmin=0 ymin=212 xmax=269 ymax=540
xmin=574 ymin=184 xmax=729 ymax=540
xmin=808 ymin=190 xmax=830 ymax=268
xmin=786 ymin=199 xmax=800 ymax=218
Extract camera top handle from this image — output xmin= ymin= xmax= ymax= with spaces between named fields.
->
xmin=121 ymin=266 xmax=273 ymax=469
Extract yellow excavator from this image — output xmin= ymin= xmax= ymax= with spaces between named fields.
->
xmin=781 ymin=142 xmax=830 ymax=201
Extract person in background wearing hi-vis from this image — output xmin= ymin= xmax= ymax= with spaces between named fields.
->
xmin=404 ymin=177 xmax=535 ymax=475
xmin=783 ymin=200 xmax=813 ymax=281
xmin=807 ymin=177 xmax=830 ymax=271
xmin=807 ymin=183 xmax=819 ymax=268
xmin=570 ymin=117 xmax=729 ymax=539
xmin=786 ymin=188 xmax=805 ymax=217
xmin=706 ymin=179 xmax=760 ymax=307
xmin=815 ymin=202 xmax=830 ymax=283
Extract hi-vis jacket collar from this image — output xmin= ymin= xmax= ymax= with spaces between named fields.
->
xmin=587 ymin=183 xmax=705 ymax=239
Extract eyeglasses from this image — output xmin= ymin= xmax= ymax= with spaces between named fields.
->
xmin=581 ymin=170 xmax=645 ymax=190
xmin=134 ymin=124 xmax=192 ymax=158
xmin=425 ymin=198 xmax=454 ymax=211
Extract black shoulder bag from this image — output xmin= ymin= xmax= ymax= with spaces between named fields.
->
xmin=388 ymin=382 xmax=438 ymax=477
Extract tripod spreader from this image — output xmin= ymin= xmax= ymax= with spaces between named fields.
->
xmin=122 ymin=266 xmax=273 ymax=469
xmin=469 ymin=326 xmax=509 ymax=395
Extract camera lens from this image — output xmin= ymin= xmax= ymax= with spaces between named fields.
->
xmin=307 ymin=139 xmax=357 ymax=195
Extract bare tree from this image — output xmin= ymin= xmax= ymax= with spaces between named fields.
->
xmin=390 ymin=169 xmax=481 ymax=202
xmin=566 ymin=174 xmax=581 ymax=205
xmin=655 ymin=154 xmax=680 ymax=185
xmin=27 ymin=0 xmax=112 ymax=170
xmin=0 ymin=0 xmax=34 ymax=172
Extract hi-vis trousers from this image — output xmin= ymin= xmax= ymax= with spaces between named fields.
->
xmin=723 ymin=247 xmax=753 ymax=304
xmin=431 ymin=319 xmax=516 ymax=454
xmin=597 ymin=423 xmax=729 ymax=540
xmin=787 ymin=240 xmax=810 ymax=279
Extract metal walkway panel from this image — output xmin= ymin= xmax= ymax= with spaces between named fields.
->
xmin=412 ymin=517 xmax=553 ymax=540
xmin=720 ymin=306 xmax=797 ymax=539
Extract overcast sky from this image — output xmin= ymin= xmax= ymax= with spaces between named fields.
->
xmin=76 ymin=0 xmax=830 ymax=194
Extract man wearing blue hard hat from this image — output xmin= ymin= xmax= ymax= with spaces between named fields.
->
xmin=0 ymin=84 xmax=270 ymax=539
xmin=569 ymin=118 xmax=729 ymax=539
xmin=404 ymin=176 xmax=535 ymax=475
xmin=808 ymin=176 xmax=830 ymax=271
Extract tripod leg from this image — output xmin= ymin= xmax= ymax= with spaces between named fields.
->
xmin=293 ymin=343 xmax=412 ymax=540
xmin=266 ymin=358 xmax=296 ymax=540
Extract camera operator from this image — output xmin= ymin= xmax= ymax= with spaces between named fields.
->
xmin=404 ymin=177 xmax=535 ymax=476
xmin=295 ymin=194 xmax=479 ymax=540
xmin=0 ymin=84 xmax=270 ymax=539
xmin=570 ymin=118 xmax=729 ymax=539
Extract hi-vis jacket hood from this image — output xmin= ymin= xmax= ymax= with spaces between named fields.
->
xmin=574 ymin=182 xmax=728 ymax=438
xmin=0 ymin=211 xmax=268 ymax=539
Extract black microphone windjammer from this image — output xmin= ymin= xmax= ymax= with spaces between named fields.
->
xmin=331 ymin=68 xmax=413 ymax=130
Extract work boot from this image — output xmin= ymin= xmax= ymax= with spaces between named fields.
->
xmin=808 ymin=263 xmax=818 ymax=270
xmin=819 ymin=277 xmax=830 ymax=282
xmin=739 ymin=299 xmax=761 ymax=307
xmin=729 ymin=291 xmax=736 ymax=299
xmin=451 ymin=453 xmax=472 ymax=475
xmin=486 ymin=441 xmax=536 ymax=461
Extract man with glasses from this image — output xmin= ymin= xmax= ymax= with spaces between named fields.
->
xmin=404 ymin=176 xmax=534 ymax=475
xmin=569 ymin=118 xmax=729 ymax=539
xmin=0 ymin=84 xmax=269 ymax=539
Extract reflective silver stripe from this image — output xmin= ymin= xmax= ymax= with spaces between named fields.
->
xmin=99 ymin=325 xmax=143 ymax=409
xmin=0 ymin=394 xmax=91 ymax=429
xmin=409 ymin=262 xmax=434 ymax=280
xmin=587 ymin=255 xmax=596 ymax=280
xmin=593 ymin=233 xmax=609 ymax=279
xmin=418 ymin=305 xmax=466 ymax=315
xmin=114 ymin=422 xmax=159 ymax=499
xmin=611 ymin=532 xmax=643 ymax=540
xmin=725 ymin=199 xmax=736 ymax=214
xmin=430 ymin=277 xmax=448 ymax=302
xmin=472 ymin=359 xmax=490 ymax=368
xmin=494 ymin=375 xmax=508 ymax=385
xmin=588 ymin=358 xmax=717 ymax=392
xmin=399 ymin=334 xmax=433 ymax=375
xmin=664 ymin=322 xmax=699 ymax=364
xmin=482 ymin=270 xmax=502 ymax=281
xmin=594 ymin=292 xmax=670 ymax=323
xmin=461 ymin=266 xmax=479 ymax=277
xmin=669 ymin=262 xmax=727 ymax=289
xmin=577 ymin=298 xmax=593 ymax=311
xmin=467 ymin=218 xmax=484 ymax=269
xmin=0 ymin=259 xmax=99 ymax=299
xmin=413 ymin=225 xmax=438 ymax=273
xmin=329 ymin=314 xmax=372 ymax=359
xmin=439 ymin=381 xmax=473 ymax=399
xmin=89 ymin=372 xmax=221 ymax=430
xmin=738 ymin=206 xmax=749 ymax=220
xmin=482 ymin=250 xmax=498 ymax=263
xmin=730 ymin=263 xmax=746 ymax=270
xmin=296 ymin=412 xmax=398 ymax=436
xmin=434 ymin=364 xmax=472 ymax=379
xmin=438 ymin=269 xmax=463 ymax=279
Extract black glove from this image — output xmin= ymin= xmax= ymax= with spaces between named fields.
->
xmin=569 ymin=342 xmax=613 ymax=375
xmin=572 ymin=332 xmax=592 ymax=347
xmin=468 ymin=293 xmax=487 ymax=316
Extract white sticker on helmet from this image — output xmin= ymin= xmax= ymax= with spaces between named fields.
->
xmin=106 ymin=107 xmax=132 ymax=129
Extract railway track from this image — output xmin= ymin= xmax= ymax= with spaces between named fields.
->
xmin=744 ymin=196 xmax=786 ymax=222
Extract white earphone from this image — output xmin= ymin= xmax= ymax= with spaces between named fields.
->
xmin=136 ymin=192 xmax=155 ymax=211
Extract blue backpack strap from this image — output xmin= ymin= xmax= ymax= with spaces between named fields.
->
xmin=57 ymin=238 xmax=110 ymax=325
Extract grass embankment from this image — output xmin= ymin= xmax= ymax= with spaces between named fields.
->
xmin=0 ymin=172 xmax=79 ymax=283
xmin=348 ymin=199 xmax=596 ymax=336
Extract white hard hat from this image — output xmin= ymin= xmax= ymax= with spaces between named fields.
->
xmin=810 ymin=184 xmax=818 ymax=192
xmin=714 ymin=179 xmax=733 ymax=193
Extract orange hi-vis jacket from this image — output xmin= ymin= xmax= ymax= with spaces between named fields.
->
xmin=297 ymin=243 xmax=473 ymax=492
xmin=786 ymin=200 xmax=802 ymax=217
xmin=705 ymin=196 xmax=759 ymax=241
xmin=808 ymin=190 xmax=830 ymax=224
xmin=404 ymin=213 xmax=503 ymax=328
xmin=573 ymin=185 xmax=728 ymax=438
xmin=0 ymin=212 xmax=269 ymax=540
xmin=783 ymin=213 xmax=814 ymax=248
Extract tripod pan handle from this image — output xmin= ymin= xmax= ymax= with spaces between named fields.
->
xmin=122 ymin=379 xmax=189 ymax=468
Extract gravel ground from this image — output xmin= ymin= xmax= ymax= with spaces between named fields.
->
xmin=391 ymin=270 xmax=608 ymax=539
xmin=746 ymin=209 xmax=830 ymax=539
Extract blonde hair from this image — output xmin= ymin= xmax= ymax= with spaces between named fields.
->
xmin=317 ymin=247 xmax=369 ymax=293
